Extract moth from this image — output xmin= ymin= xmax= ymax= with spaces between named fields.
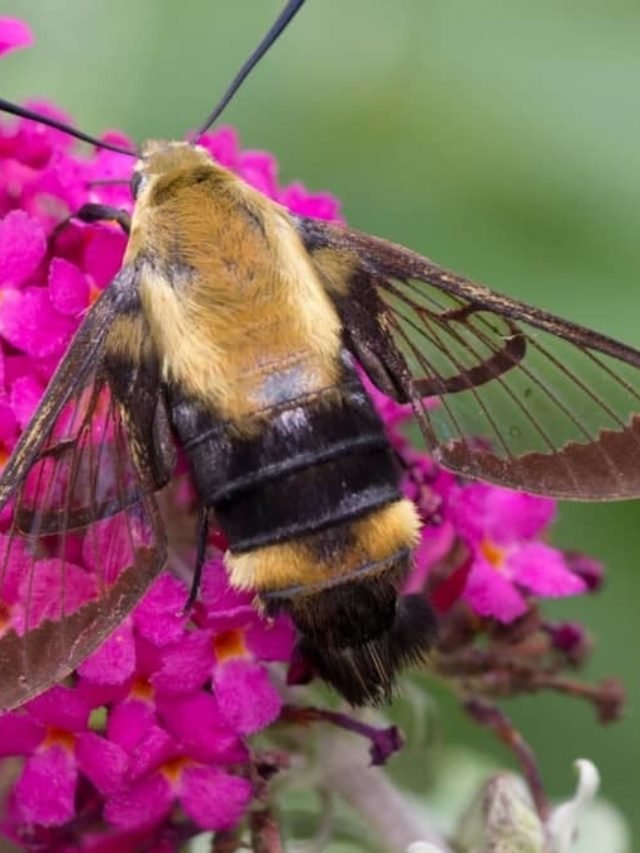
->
xmin=1 ymin=0 xmax=640 ymax=710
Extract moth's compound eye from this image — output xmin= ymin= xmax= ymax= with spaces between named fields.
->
xmin=130 ymin=170 xmax=145 ymax=199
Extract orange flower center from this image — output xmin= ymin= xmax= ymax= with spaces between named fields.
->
xmin=213 ymin=628 xmax=247 ymax=662
xmin=0 ymin=600 xmax=10 ymax=633
xmin=88 ymin=283 xmax=102 ymax=305
xmin=480 ymin=538 xmax=507 ymax=571
xmin=130 ymin=677 xmax=154 ymax=701
xmin=161 ymin=755 xmax=194 ymax=784
xmin=43 ymin=726 xmax=75 ymax=751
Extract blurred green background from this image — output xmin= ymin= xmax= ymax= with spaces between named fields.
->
xmin=2 ymin=0 xmax=639 ymax=844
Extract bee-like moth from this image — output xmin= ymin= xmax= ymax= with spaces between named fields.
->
xmin=1 ymin=1 xmax=640 ymax=710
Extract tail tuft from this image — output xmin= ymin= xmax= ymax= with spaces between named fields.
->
xmin=274 ymin=584 xmax=438 ymax=706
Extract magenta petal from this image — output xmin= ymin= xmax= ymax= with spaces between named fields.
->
xmin=9 ymin=374 xmax=44 ymax=428
xmin=0 ymin=17 xmax=33 ymax=56
xmin=104 ymin=772 xmax=173 ymax=829
xmin=14 ymin=746 xmax=77 ymax=826
xmin=0 ymin=713 xmax=44 ymax=756
xmin=25 ymin=685 xmax=91 ymax=730
xmin=463 ymin=559 xmax=528 ymax=623
xmin=83 ymin=227 xmax=126 ymax=288
xmin=151 ymin=630 xmax=213 ymax=694
xmin=0 ymin=210 xmax=46 ymax=286
xmin=200 ymin=126 xmax=239 ymax=168
xmin=133 ymin=573 xmax=188 ymax=646
xmin=48 ymin=257 xmax=90 ymax=316
xmin=0 ymin=398 xmax=17 ymax=444
xmin=78 ymin=619 xmax=136 ymax=685
xmin=81 ymin=514 xmax=142 ymax=582
xmin=0 ymin=287 xmax=75 ymax=358
xmin=0 ymin=533 xmax=31 ymax=602
xmin=214 ymin=659 xmax=282 ymax=734
xmin=31 ymin=151 xmax=86 ymax=213
xmin=179 ymin=765 xmax=252 ymax=831
xmin=200 ymin=558 xmax=252 ymax=613
xmin=75 ymin=679 xmax=129 ymax=709
xmin=449 ymin=483 xmax=487 ymax=543
xmin=404 ymin=521 xmax=456 ymax=594
xmin=75 ymin=731 xmax=129 ymax=794
xmin=511 ymin=543 xmax=587 ymax=598
xmin=245 ymin=615 xmax=295 ymax=662
xmin=158 ymin=693 xmax=247 ymax=764
xmin=126 ymin=725 xmax=176 ymax=781
xmin=84 ymin=142 xmax=134 ymax=210
xmin=12 ymin=558 xmax=96 ymax=632
xmin=107 ymin=699 xmax=156 ymax=752
xmin=13 ymin=101 xmax=76 ymax=165
xmin=279 ymin=182 xmax=341 ymax=220
xmin=99 ymin=130 xmax=136 ymax=154
xmin=237 ymin=150 xmax=278 ymax=197
xmin=484 ymin=490 xmax=556 ymax=544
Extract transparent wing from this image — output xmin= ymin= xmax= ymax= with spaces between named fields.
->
xmin=379 ymin=276 xmax=640 ymax=498
xmin=301 ymin=219 xmax=640 ymax=499
xmin=0 ymin=284 xmax=167 ymax=711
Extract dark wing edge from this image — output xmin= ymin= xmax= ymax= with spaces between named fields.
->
xmin=0 ymin=516 xmax=165 ymax=711
xmin=298 ymin=217 xmax=640 ymax=500
xmin=0 ymin=269 xmax=171 ymax=711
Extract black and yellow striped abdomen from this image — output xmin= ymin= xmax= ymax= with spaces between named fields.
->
xmin=121 ymin=142 xmax=435 ymax=703
xmin=170 ymin=349 xmax=435 ymax=704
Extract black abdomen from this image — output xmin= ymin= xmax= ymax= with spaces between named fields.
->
xmin=169 ymin=350 xmax=436 ymax=704
xmin=171 ymin=351 xmax=400 ymax=545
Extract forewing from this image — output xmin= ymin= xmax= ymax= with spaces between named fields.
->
xmin=300 ymin=219 xmax=640 ymax=499
xmin=0 ymin=277 xmax=167 ymax=711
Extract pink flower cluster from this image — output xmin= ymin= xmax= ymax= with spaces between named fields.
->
xmin=0 ymin=16 xmax=597 ymax=846
xmin=0 ymin=16 xmax=32 ymax=58
xmin=0 ymin=561 xmax=293 ymax=838
xmin=367 ymin=391 xmax=586 ymax=624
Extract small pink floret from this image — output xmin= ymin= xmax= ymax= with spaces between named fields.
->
xmin=214 ymin=659 xmax=283 ymax=735
xmin=0 ymin=18 xmax=33 ymax=57
xmin=14 ymin=746 xmax=77 ymax=826
xmin=48 ymin=257 xmax=90 ymax=316
xmin=0 ymin=210 xmax=46 ymax=286
xmin=179 ymin=765 xmax=252 ymax=831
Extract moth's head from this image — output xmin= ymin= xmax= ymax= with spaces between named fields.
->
xmin=130 ymin=140 xmax=221 ymax=202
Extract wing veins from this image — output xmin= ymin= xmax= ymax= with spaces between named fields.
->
xmin=388 ymin=293 xmax=561 ymax=454
xmin=383 ymin=281 xmax=528 ymax=396
xmin=299 ymin=217 xmax=640 ymax=498
xmin=386 ymin=311 xmax=487 ymax=465
xmin=388 ymin=277 xmax=620 ymax=450
xmin=387 ymin=304 xmax=520 ymax=472
xmin=460 ymin=312 xmax=597 ymax=444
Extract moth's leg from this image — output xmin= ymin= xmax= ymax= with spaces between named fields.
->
xmin=185 ymin=506 xmax=210 ymax=612
xmin=69 ymin=203 xmax=131 ymax=235
xmin=54 ymin=203 xmax=131 ymax=239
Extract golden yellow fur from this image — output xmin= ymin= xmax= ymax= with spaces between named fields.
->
xmin=105 ymin=314 xmax=148 ymax=362
xmin=309 ymin=247 xmax=356 ymax=296
xmin=226 ymin=498 xmax=421 ymax=592
xmin=119 ymin=143 xmax=418 ymax=607
xmin=124 ymin=142 xmax=342 ymax=427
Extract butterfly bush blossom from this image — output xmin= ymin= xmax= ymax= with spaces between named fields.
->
xmin=0 ymin=19 xmax=624 ymax=851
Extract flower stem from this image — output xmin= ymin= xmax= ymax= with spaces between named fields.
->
xmin=463 ymin=697 xmax=549 ymax=821
xmin=314 ymin=720 xmax=453 ymax=852
xmin=250 ymin=808 xmax=284 ymax=853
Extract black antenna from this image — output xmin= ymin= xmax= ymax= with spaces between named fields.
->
xmin=195 ymin=0 xmax=306 ymax=138
xmin=0 ymin=98 xmax=136 ymax=157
